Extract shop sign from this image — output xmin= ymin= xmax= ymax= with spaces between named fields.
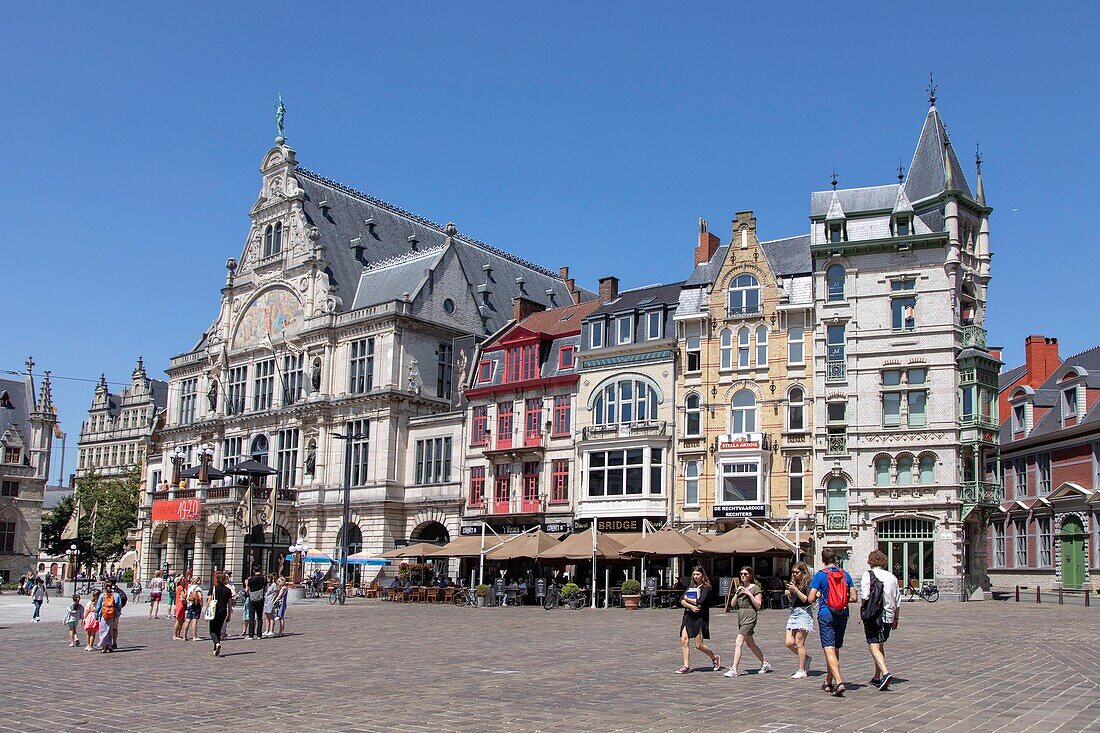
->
xmin=394 ymin=539 xmax=410 ymax=548
xmin=713 ymin=504 xmax=766 ymax=518
xmin=574 ymin=516 xmax=647 ymax=533
xmin=718 ymin=433 xmax=762 ymax=451
xmin=460 ymin=525 xmax=482 ymax=537
xmin=543 ymin=521 xmax=572 ymax=534
xmin=151 ymin=499 xmax=201 ymax=522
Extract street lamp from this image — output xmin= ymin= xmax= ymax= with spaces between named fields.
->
xmin=69 ymin=544 xmax=78 ymax=588
xmin=197 ymin=444 xmax=215 ymax=485
xmin=289 ymin=542 xmax=309 ymax=586
xmin=331 ymin=429 xmax=362 ymax=594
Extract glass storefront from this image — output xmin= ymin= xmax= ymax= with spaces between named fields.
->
xmin=877 ymin=518 xmax=935 ymax=588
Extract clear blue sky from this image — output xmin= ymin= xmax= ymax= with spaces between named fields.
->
xmin=2 ymin=3 xmax=1097 ymax=483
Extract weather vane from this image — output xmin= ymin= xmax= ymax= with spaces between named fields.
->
xmin=275 ymin=94 xmax=286 ymax=139
xmin=830 ymin=166 xmax=838 ymax=190
xmin=975 ymin=142 xmax=983 ymax=173
xmin=897 ymin=159 xmax=905 ymax=183
xmin=926 ymin=73 xmax=937 ymax=107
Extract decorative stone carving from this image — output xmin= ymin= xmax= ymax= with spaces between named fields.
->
xmin=207 ymin=380 xmax=218 ymax=412
xmin=311 ymin=357 xmax=322 ymax=392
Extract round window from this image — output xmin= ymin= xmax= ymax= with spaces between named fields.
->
xmin=443 ymin=298 xmax=455 ymax=314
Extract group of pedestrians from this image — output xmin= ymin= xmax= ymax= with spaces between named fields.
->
xmin=64 ymin=578 xmax=128 ymax=652
xmin=677 ymin=548 xmax=902 ymax=696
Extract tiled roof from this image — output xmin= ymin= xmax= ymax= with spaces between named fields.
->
xmin=999 ymin=363 xmax=1027 ymax=392
xmin=0 ymin=377 xmax=32 ymax=443
xmin=810 ymin=184 xmax=900 ymax=218
xmin=517 ymin=300 xmax=602 ymax=337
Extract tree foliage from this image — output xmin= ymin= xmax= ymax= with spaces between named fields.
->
xmin=41 ymin=469 xmax=140 ymax=572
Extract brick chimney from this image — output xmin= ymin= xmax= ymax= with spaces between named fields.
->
xmin=512 ymin=297 xmax=545 ymax=323
xmin=598 ymin=276 xmax=619 ymax=302
xmin=1024 ymin=335 xmax=1060 ymax=387
xmin=695 ymin=219 xmax=721 ymax=265
xmin=559 ymin=266 xmax=580 ymax=304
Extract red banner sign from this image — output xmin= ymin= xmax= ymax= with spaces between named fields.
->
xmin=152 ymin=499 xmax=202 ymax=522
xmin=719 ymin=438 xmax=760 ymax=451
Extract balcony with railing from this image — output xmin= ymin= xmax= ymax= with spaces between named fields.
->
xmin=825 ymin=433 xmax=848 ymax=456
xmin=960 ymin=324 xmax=988 ymax=349
xmin=825 ymin=361 xmax=846 ymax=383
xmin=727 ymin=304 xmax=764 ymax=319
xmin=960 ymin=481 xmax=1001 ymax=505
xmin=826 ymin=510 xmax=849 ymax=531
xmin=959 ymin=413 xmax=999 ymax=431
xmin=582 ymin=420 xmax=668 ymax=441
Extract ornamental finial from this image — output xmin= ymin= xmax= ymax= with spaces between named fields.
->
xmin=926 ymin=73 xmax=938 ymax=107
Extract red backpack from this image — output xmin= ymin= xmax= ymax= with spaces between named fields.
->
xmin=824 ymin=567 xmax=850 ymax=614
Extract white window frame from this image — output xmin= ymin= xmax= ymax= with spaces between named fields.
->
xmin=589 ymin=321 xmax=604 ymax=349
xmin=729 ymin=389 xmax=757 ymax=434
xmin=1038 ymin=453 xmax=1051 ymax=495
xmin=1063 ymin=387 xmax=1079 ymax=422
xmin=719 ymin=329 xmax=733 ymax=370
xmin=616 ymin=314 xmax=633 ymax=345
xmin=993 ymin=523 xmax=1006 ymax=567
xmin=755 ymin=325 xmax=768 ymax=369
xmin=684 ymin=393 xmax=702 ymax=437
xmin=787 ymin=326 xmax=804 ymax=365
xmin=737 ymin=327 xmax=750 ymax=369
xmin=727 ymin=273 xmax=761 ymax=317
xmin=1012 ymin=403 xmax=1026 ymax=434
xmin=787 ymin=455 xmax=805 ymax=504
xmin=685 ymin=323 xmax=701 ymax=372
xmin=683 ymin=461 xmax=700 ymax=507
xmin=646 ymin=311 xmax=662 ymax=340
xmin=1038 ymin=517 xmax=1052 ymax=567
xmin=718 ymin=460 xmax=762 ymax=504
xmin=1014 ymin=519 xmax=1028 ymax=567
xmin=787 ymin=386 xmax=805 ymax=432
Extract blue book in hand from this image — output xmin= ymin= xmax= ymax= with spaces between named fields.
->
xmin=684 ymin=588 xmax=699 ymax=604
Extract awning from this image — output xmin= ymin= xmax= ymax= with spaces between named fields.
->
xmin=486 ymin=530 xmax=562 ymax=560
xmin=433 ymin=535 xmax=505 ymax=557
xmin=380 ymin=542 xmax=443 ymax=559
xmin=619 ymin=528 xmax=707 ymax=558
xmin=284 ymin=549 xmax=335 ymax=564
xmin=346 ymin=551 xmax=390 ymax=566
xmin=698 ymin=524 xmax=795 ymax=556
xmin=541 ymin=529 xmax=626 ymax=561
xmin=179 ymin=465 xmax=226 ymax=481
xmin=117 ymin=550 xmax=138 ymax=569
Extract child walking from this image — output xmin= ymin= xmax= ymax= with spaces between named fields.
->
xmin=83 ymin=590 xmax=101 ymax=651
xmin=65 ymin=594 xmax=85 ymax=647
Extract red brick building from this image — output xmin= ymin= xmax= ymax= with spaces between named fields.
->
xmin=988 ymin=339 xmax=1100 ymax=591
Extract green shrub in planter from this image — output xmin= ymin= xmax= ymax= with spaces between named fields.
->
xmin=475 ymin=584 xmax=489 ymax=597
xmin=561 ymin=582 xmax=580 ymax=596
xmin=621 ymin=579 xmax=642 ymax=595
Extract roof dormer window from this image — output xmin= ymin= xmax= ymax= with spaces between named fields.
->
xmin=893 ymin=215 xmax=912 ymax=237
xmin=828 ymin=222 xmax=844 ymax=243
xmin=1063 ymin=386 xmax=1079 ymax=424
xmin=1012 ymin=403 xmax=1026 ymax=434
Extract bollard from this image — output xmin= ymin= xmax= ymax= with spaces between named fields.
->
xmin=1036 ymin=585 xmax=1041 ymax=604
xmin=1015 ymin=585 xmax=1020 ymax=603
xmin=1087 ymin=590 xmax=1091 ymax=608
xmin=1058 ymin=587 xmax=1064 ymax=605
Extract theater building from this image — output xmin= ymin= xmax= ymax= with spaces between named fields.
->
xmin=674 ymin=213 xmax=813 ymax=545
xmin=138 ymin=130 xmax=579 ymax=583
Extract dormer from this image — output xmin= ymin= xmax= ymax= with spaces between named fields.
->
xmin=891 ymin=187 xmax=915 ymax=237
xmin=1056 ymin=366 xmax=1087 ymax=427
xmin=825 ymin=192 xmax=847 ymax=243
xmin=1008 ymin=385 xmax=1034 ymax=438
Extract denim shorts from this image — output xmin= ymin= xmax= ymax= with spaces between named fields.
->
xmin=818 ymin=613 xmax=848 ymax=649
xmin=786 ymin=606 xmax=814 ymax=632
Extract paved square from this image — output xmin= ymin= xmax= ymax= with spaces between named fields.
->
xmin=3 ymin=598 xmax=1099 ymax=732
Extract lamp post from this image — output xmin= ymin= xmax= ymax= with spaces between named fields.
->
xmin=197 ymin=443 xmax=215 ymax=485
xmin=331 ymin=429 xmax=362 ymax=594
xmin=69 ymin=544 xmax=78 ymax=593
xmin=171 ymin=447 xmax=186 ymax=490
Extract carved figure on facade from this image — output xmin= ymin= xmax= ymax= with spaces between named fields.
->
xmin=207 ymin=380 xmax=218 ymax=412
xmin=304 ymin=441 xmax=317 ymax=476
xmin=311 ymin=357 xmax=322 ymax=392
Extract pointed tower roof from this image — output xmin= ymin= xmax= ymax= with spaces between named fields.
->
xmin=975 ymin=144 xmax=986 ymax=205
xmin=904 ymin=105 xmax=973 ymax=203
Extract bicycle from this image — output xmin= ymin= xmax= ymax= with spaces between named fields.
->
xmin=901 ymin=582 xmax=939 ymax=603
xmin=329 ymin=585 xmax=346 ymax=605
xmin=53 ymin=582 xmax=65 ymax=598
xmin=303 ymin=582 xmax=320 ymax=600
xmin=453 ymin=587 xmax=477 ymax=607
xmin=543 ymin=582 xmax=587 ymax=610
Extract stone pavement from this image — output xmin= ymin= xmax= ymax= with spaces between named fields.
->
xmin=3 ymin=598 xmax=1100 ymax=733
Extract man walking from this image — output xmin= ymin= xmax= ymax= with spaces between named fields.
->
xmin=860 ymin=550 xmax=901 ymax=691
xmin=245 ymin=567 xmax=266 ymax=640
xmin=807 ymin=548 xmax=855 ymax=696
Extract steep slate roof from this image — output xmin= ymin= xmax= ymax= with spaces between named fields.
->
xmin=295 ymin=169 xmax=581 ymax=330
xmin=761 ymin=234 xmax=811 ymax=276
xmin=99 ymin=379 xmax=169 ymax=417
xmin=350 ymin=246 xmax=448 ymax=311
xmin=1026 ymin=345 xmax=1100 ymax=438
xmin=591 ymin=282 xmax=683 ymax=316
xmin=43 ymin=485 xmax=74 ymax=510
xmin=904 ymin=106 xmax=973 ymax=203
xmin=684 ymin=245 xmax=729 ymax=287
xmin=999 ymin=363 xmax=1027 ymax=392
xmin=0 ymin=377 xmax=32 ymax=442
xmin=810 ymin=184 xmax=900 ymax=218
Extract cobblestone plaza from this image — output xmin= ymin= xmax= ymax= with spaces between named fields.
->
xmin=3 ymin=599 xmax=1098 ymax=732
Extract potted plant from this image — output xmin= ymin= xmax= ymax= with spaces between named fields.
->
xmin=475 ymin=584 xmax=490 ymax=607
xmin=621 ymin=579 xmax=642 ymax=609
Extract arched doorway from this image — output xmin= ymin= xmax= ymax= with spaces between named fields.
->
xmin=209 ymin=525 xmax=227 ymax=577
xmin=336 ymin=523 xmax=364 ymax=585
xmin=1060 ymin=515 xmax=1086 ymax=590
xmin=182 ymin=526 xmax=197 ymax=574
xmin=152 ymin=526 xmax=169 ymax=574
xmin=411 ymin=521 xmax=450 ymax=545
xmin=877 ymin=517 xmax=935 ymax=589
xmin=243 ymin=524 xmax=291 ymax=578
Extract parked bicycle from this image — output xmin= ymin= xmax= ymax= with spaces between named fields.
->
xmin=329 ymin=585 xmax=346 ymax=605
xmin=902 ymin=582 xmax=939 ymax=603
xmin=53 ymin=582 xmax=65 ymax=597
xmin=543 ymin=581 xmax=586 ymax=610
xmin=453 ymin=587 xmax=477 ymax=607
xmin=303 ymin=581 xmax=321 ymax=600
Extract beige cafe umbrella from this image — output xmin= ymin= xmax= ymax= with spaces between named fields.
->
xmin=380 ymin=542 xmax=443 ymax=559
xmin=697 ymin=523 xmax=795 ymax=557
xmin=618 ymin=528 xmax=707 ymax=558
xmin=485 ymin=530 xmax=562 ymax=561
xmin=433 ymin=534 xmax=505 ymax=558
xmin=541 ymin=529 xmax=626 ymax=561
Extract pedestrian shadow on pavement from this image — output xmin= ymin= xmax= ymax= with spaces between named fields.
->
xmin=111 ymin=646 xmax=146 ymax=653
xmin=219 ymin=651 xmax=257 ymax=657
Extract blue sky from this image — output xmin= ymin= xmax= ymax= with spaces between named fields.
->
xmin=2 ymin=3 xmax=1097 ymax=482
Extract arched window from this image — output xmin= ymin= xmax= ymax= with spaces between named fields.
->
xmin=897 ymin=455 xmax=914 ymax=486
xmin=593 ymin=378 xmax=659 ymax=426
xmin=919 ymin=454 xmax=936 ymax=484
xmin=728 ymin=273 xmax=761 ymax=317
xmin=755 ymin=325 xmax=769 ymax=368
xmin=826 ymin=478 xmax=848 ymax=528
xmin=250 ymin=434 xmax=269 ymax=465
xmin=826 ymin=264 xmax=846 ymax=302
xmin=737 ymin=327 xmax=750 ymax=368
xmin=787 ymin=386 xmax=805 ymax=431
xmin=272 ymin=221 xmax=283 ymax=255
xmin=788 ymin=456 xmax=805 ymax=503
xmin=730 ymin=389 xmax=757 ymax=434
xmin=719 ymin=329 xmax=733 ymax=370
xmin=685 ymin=393 xmax=702 ymax=437
xmin=263 ymin=225 xmax=274 ymax=257
xmin=875 ymin=456 xmax=891 ymax=486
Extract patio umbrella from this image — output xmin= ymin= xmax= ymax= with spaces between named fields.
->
xmin=434 ymin=535 xmax=504 ymax=557
xmin=179 ymin=465 xmax=226 ymax=481
xmin=541 ymin=529 xmax=626 ymax=561
xmin=346 ymin=551 xmax=391 ymax=566
xmin=380 ymin=542 xmax=443 ymax=559
xmin=618 ymin=528 xmax=707 ymax=558
xmin=697 ymin=524 xmax=795 ymax=557
xmin=486 ymin=530 xmax=562 ymax=561
xmin=283 ymin=549 xmax=335 ymax=564
xmin=224 ymin=459 xmax=277 ymax=477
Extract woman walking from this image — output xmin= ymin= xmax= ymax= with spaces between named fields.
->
xmin=676 ymin=566 xmax=720 ymax=674
xmin=272 ymin=577 xmax=288 ymax=637
xmin=184 ymin=577 xmax=203 ymax=641
xmin=208 ymin=572 xmax=233 ymax=657
xmin=172 ymin=576 xmax=188 ymax=640
xmin=262 ymin=574 xmax=278 ymax=637
xmin=784 ymin=562 xmax=814 ymax=678
xmin=724 ymin=566 xmax=772 ymax=677
xmin=31 ymin=578 xmax=49 ymax=621
xmin=148 ymin=570 xmax=165 ymax=619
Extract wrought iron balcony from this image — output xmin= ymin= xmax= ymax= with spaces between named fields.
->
xmin=961 ymin=324 xmax=988 ymax=349
xmin=960 ymin=481 xmax=1001 ymax=505
xmin=825 ymin=433 xmax=847 ymax=456
xmin=959 ymin=414 xmax=999 ymax=431
xmin=727 ymin=305 xmax=764 ymax=319
xmin=826 ymin=510 xmax=849 ymax=531
xmin=826 ymin=361 xmax=846 ymax=383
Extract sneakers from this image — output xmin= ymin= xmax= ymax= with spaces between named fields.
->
xmin=675 ymin=666 xmax=692 ymax=674
xmin=214 ymin=643 xmax=221 ymax=657
xmin=869 ymin=677 xmax=881 ymax=687
xmin=790 ymin=670 xmax=808 ymax=679
xmin=878 ymin=673 xmax=893 ymax=691
xmin=758 ymin=662 xmax=773 ymax=675
xmin=713 ymin=654 xmax=722 ymax=671
xmin=723 ymin=668 xmax=742 ymax=678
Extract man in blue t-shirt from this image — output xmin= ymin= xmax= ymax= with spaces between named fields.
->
xmin=807 ymin=548 xmax=854 ymax=696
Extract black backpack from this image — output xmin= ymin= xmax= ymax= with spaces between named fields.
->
xmin=860 ymin=571 xmax=884 ymax=623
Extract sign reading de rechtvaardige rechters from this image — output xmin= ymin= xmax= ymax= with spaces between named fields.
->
xmin=151 ymin=499 xmax=202 ymax=522
xmin=712 ymin=504 xmax=767 ymax=518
